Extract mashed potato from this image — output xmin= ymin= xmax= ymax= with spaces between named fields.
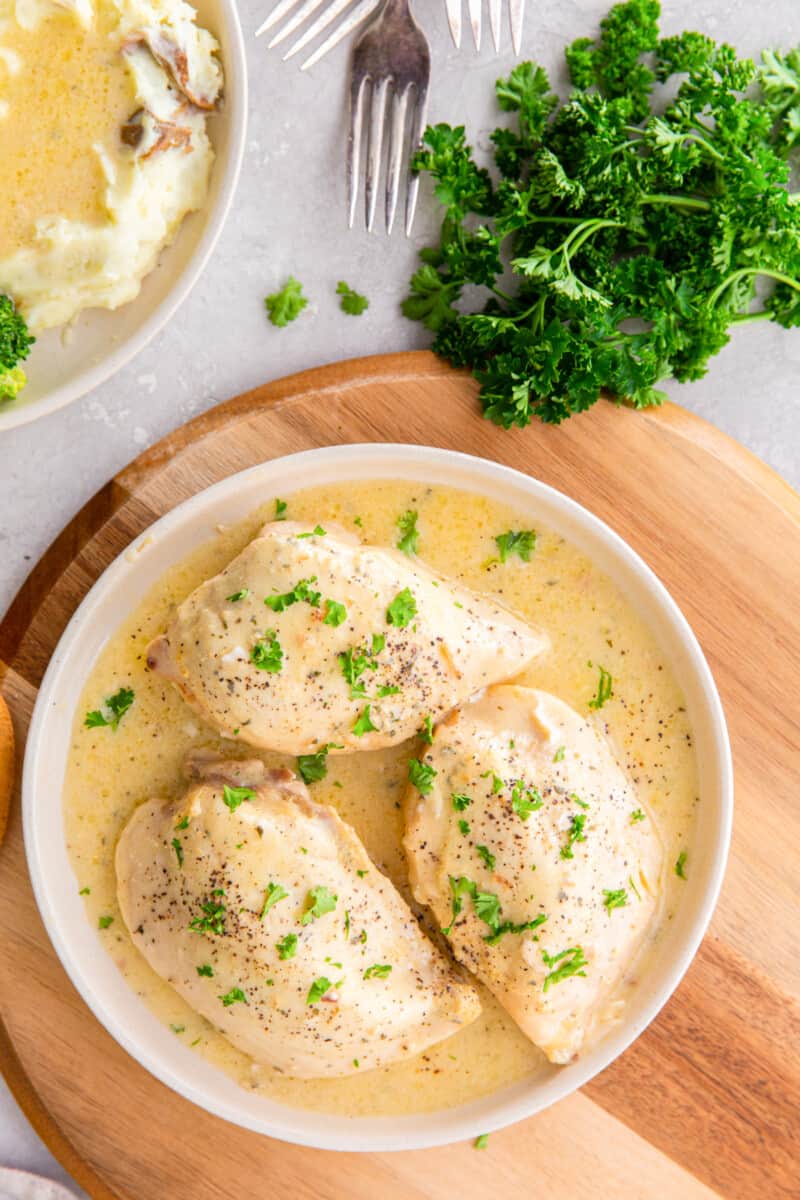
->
xmin=0 ymin=0 xmax=222 ymax=332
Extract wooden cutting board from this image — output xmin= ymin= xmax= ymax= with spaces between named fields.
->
xmin=0 ymin=352 xmax=798 ymax=1200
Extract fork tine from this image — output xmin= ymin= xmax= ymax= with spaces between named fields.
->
xmin=468 ymin=0 xmax=481 ymax=50
xmin=300 ymin=0 xmax=378 ymax=69
xmin=365 ymin=78 xmax=390 ymax=233
xmin=509 ymin=0 xmax=525 ymax=54
xmin=444 ymin=0 xmax=462 ymax=47
xmin=347 ymin=73 xmax=369 ymax=228
xmin=489 ymin=0 xmax=501 ymax=50
xmin=255 ymin=0 xmax=300 ymax=37
xmin=405 ymin=80 xmax=429 ymax=236
xmin=283 ymin=0 xmax=355 ymax=59
xmin=385 ymin=87 xmax=411 ymax=234
xmin=267 ymin=0 xmax=324 ymax=47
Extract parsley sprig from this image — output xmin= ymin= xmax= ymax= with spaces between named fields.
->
xmin=84 ymin=686 xmax=134 ymax=732
xmin=402 ymin=0 xmax=800 ymax=427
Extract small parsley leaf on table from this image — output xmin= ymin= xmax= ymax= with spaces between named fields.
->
xmin=265 ymin=277 xmax=308 ymax=327
xmin=336 ymin=281 xmax=369 ymax=315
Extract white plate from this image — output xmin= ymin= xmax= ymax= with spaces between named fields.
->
xmin=23 ymin=444 xmax=733 ymax=1150
xmin=0 ymin=0 xmax=248 ymax=432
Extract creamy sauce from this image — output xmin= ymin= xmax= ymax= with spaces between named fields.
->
xmin=0 ymin=9 xmax=136 ymax=257
xmin=64 ymin=481 xmax=699 ymax=1116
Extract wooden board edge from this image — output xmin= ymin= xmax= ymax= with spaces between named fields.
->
xmin=0 ymin=1018 xmax=121 ymax=1200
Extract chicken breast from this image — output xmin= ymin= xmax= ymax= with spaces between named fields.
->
xmin=146 ymin=521 xmax=547 ymax=754
xmin=116 ymin=754 xmax=480 ymax=1078
xmin=404 ymin=686 xmax=663 ymax=1064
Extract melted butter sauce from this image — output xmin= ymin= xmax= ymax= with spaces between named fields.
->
xmin=64 ymin=481 xmax=699 ymax=1116
xmin=0 ymin=6 xmax=136 ymax=257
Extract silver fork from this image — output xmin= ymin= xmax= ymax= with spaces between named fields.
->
xmin=348 ymin=0 xmax=430 ymax=235
xmin=444 ymin=0 xmax=526 ymax=53
xmin=255 ymin=0 xmax=380 ymax=71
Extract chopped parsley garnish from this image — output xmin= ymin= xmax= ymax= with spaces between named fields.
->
xmin=79 ymin=886 xmax=91 ymax=895
xmin=452 ymin=793 xmax=472 ymax=811
xmin=356 ymin=869 xmax=368 ymax=878
xmin=296 ymin=742 xmax=343 ymax=783
xmin=170 ymin=1024 xmax=185 ymax=1034
xmin=553 ymin=746 xmax=565 ymax=763
xmin=443 ymin=874 xmax=547 ymax=944
xmin=458 ymin=818 xmax=471 ymax=835
xmin=265 ymin=276 xmax=308 ymax=327
xmin=175 ymin=815 xmax=190 ymax=831
xmin=84 ymin=686 xmax=134 ymax=732
xmin=603 ymin=888 xmax=628 ymax=913
xmin=171 ymin=837 xmax=184 ymax=868
xmin=296 ymin=525 xmax=326 ymax=538
xmin=371 ymin=633 xmax=386 ymax=655
xmin=560 ymin=812 xmax=587 ymax=859
xmin=495 ymin=529 xmax=536 ymax=563
xmin=189 ymin=895 xmax=226 ymax=936
xmin=631 ymin=808 xmax=646 ymax=823
xmin=222 ymin=784 xmax=255 ymax=812
xmin=226 ymin=588 xmax=250 ymax=602
xmin=265 ymin=576 xmax=321 ymax=612
xmin=260 ymin=881 xmax=288 ymax=919
xmin=675 ymin=851 xmax=688 ymax=879
xmin=587 ymin=664 xmax=613 ymax=710
xmin=197 ymin=963 xmax=214 ymax=977
xmin=396 ymin=509 xmax=420 ymax=556
xmin=476 ymin=844 xmax=496 ymax=870
xmin=511 ymin=783 xmax=544 ymax=820
xmin=386 ymin=587 xmax=417 ymax=627
xmin=378 ymin=685 xmax=401 ymax=697
xmin=98 ymin=915 xmax=114 ymax=929
xmin=542 ymin=946 xmax=588 ymax=991
xmin=339 ymin=644 xmax=379 ymax=697
xmin=363 ymin=963 xmax=392 ymax=979
xmin=353 ymin=1058 xmax=360 ymax=1068
xmin=323 ymin=598 xmax=347 ymax=626
xmin=419 ymin=714 xmax=434 ymax=744
xmin=353 ymin=704 xmax=377 ymax=736
xmin=301 ymin=885 xmax=338 ymax=925
xmin=250 ymin=631 xmax=283 ymax=672
xmin=274 ymin=498 xmax=288 ymax=519
xmin=277 ymin=933 xmax=298 ymax=960
xmin=570 ymin=792 xmax=590 ymax=810
xmin=307 ymin=976 xmax=335 ymax=1005
xmin=408 ymin=758 xmax=437 ymax=796
xmin=481 ymin=770 xmax=504 ymax=795
xmin=628 ymin=875 xmax=642 ymax=901
xmin=474 ymin=1134 xmax=489 ymax=1150
xmin=219 ymin=987 xmax=247 ymax=1007
xmin=336 ymin=280 xmax=369 ymax=315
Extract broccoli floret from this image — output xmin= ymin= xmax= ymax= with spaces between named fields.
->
xmin=0 ymin=365 xmax=27 ymax=403
xmin=0 ymin=293 xmax=34 ymax=404
xmin=0 ymin=293 xmax=34 ymax=369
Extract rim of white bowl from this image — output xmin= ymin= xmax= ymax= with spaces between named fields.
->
xmin=23 ymin=444 xmax=734 ymax=1150
xmin=0 ymin=2 xmax=248 ymax=433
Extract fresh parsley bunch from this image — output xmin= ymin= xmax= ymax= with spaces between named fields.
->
xmin=402 ymin=0 xmax=800 ymax=426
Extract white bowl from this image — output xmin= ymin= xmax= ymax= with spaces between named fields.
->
xmin=0 ymin=0 xmax=247 ymax=432
xmin=23 ymin=444 xmax=733 ymax=1149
